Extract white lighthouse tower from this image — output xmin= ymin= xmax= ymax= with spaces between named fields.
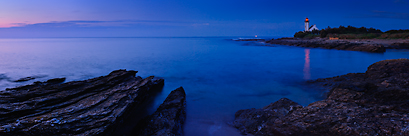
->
xmin=304 ymin=17 xmax=319 ymax=32
xmin=305 ymin=17 xmax=310 ymax=32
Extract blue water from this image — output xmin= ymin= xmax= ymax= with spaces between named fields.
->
xmin=0 ymin=37 xmax=408 ymax=135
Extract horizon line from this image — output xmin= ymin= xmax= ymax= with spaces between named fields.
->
xmin=0 ymin=36 xmax=284 ymax=39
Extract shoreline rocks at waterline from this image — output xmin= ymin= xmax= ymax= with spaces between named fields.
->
xmin=234 ymin=59 xmax=409 ymax=135
xmin=235 ymin=37 xmax=409 ymax=53
xmin=265 ymin=37 xmax=386 ymax=53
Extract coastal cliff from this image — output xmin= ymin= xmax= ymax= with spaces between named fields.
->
xmin=0 ymin=70 xmax=186 ymax=136
xmin=234 ymin=59 xmax=409 ymax=135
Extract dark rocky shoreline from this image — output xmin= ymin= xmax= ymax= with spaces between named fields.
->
xmin=233 ymin=59 xmax=409 ymax=135
xmin=265 ymin=38 xmax=386 ymax=53
xmin=0 ymin=70 xmax=186 ymax=136
xmin=235 ymin=37 xmax=409 ymax=53
xmin=2 ymin=59 xmax=409 ymax=135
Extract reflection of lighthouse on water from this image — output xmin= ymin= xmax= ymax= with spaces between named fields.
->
xmin=303 ymin=49 xmax=311 ymax=80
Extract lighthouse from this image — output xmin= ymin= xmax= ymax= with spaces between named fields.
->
xmin=304 ymin=17 xmax=319 ymax=32
xmin=305 ymin=18 xmax=310 ymax=32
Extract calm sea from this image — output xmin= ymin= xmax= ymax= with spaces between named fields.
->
xmin=0 ymin=37 xmax=408 ymax=135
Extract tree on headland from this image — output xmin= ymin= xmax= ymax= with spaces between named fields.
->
xmin=320 ymin=29 xmax=327 ymax=38
xmin=311 ymin=30 xmax=320 ymax=35
xmin=294 ymin=30 xmax=321 ymax=38
xmin=294 ymin=31 xmax=308 ymax=38
xmin=385 ymin=29 xmax=409 ymax=34
xmin=293 ymin=25 xmax=408 ymax=39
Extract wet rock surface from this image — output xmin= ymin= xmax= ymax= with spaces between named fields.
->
xmin=13 ymin=77 xmax=36 ymax=82
xmin=12 ymin=75 xmax=48 ymax=83
xmin=133 ymin=87 xmax=186 ymax=136
xmin=265 ymin=38 xmax=386 ymax=53
xmin=0 ymin=70 xmax=165 ymax=135
xmin=389 ymin=42 xmax=409 ymax=49
xmin=234 ymin=59 xmax=409 ymax=135
xmin=233 ymin=98 xmax=303 ymax=135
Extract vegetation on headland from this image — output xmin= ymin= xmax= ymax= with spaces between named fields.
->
xmin=294 ymin=26 xmax=409 ymax=39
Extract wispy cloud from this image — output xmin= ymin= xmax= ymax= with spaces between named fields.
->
xmin=2 ymin=20 xmax=213 ymax=28
xmin=191 ymin=23 xmax=210 ymax=27
xmin=10 ymin=23 xmax=29 ymax=27
xmin=348 ymin=10 xmax=409 ymax=20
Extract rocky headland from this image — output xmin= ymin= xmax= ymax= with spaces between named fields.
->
xmin=0 ymin=70 xmax=186 ymax=136
xmin=236 ymin=37 xmax=409 ymax=53
xmin=266 ymin=37 xmax=387 ymax=52
xmin=233 ymin=59 xmax=409 ymax=135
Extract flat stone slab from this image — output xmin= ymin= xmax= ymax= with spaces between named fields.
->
xmin=0 ymin=70 xmax=164 ymax=135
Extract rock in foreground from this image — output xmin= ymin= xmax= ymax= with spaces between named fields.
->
xmin=233 ymin=98 xmax=303 ymax=135
xmin=234 ymin=59 xmax=409 ymax=135
xmin=133 ymin=87 xmax=186 ymax=136
xmin=0 ymin=70 xmax=164 ymax=135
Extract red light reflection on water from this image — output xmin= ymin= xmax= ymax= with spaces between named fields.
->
xmin=303 ymin=49 xmax=311 ymax=80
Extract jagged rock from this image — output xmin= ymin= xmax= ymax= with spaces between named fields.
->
xmin=45 ymin=78 xmax=66 ymax=84
xmin=347 ymin=43 xmax=385 ymax=53
xmin=12 ymin=75 xmax=48 ymax=83
xmin=0 ymin=70 xmax=164 ymax=135
xmin=389 ymin=42 xmax=409 ymax=49
xmin=133 ymin=87 xmax=186 ymax=136
xmin=233 ymin=98 xmax=302 ymax=135
xmin=13 ymin=77 xmax=36 ymax=82
xmin=234 ymin=59 xmax=409 ymax=135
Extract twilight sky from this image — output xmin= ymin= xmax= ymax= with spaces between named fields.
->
xmin=0 ymin=0 xmax=408 ymax=37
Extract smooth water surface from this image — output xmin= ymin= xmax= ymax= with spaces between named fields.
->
xmin=0 ymin=37 xmax=408 ymax=135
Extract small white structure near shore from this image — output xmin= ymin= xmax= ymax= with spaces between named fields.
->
xmin=304 ymin=18 xmax=319 ymax=32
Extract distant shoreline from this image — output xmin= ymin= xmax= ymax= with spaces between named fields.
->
xmin=235 ymin=37 xmax=409 ymax=53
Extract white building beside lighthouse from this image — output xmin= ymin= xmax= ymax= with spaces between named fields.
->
xmin=304 ymin=18 xmax=319 ymax=32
